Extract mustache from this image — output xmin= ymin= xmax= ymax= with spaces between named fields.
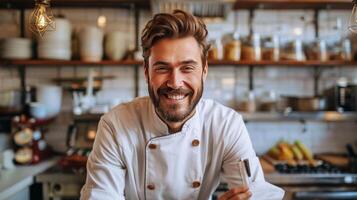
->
xmin=157 ymin=87 xmax=193 ymax=96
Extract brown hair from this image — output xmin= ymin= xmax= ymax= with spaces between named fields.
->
xmin=141 ymin=10 xmax=209 ymax=68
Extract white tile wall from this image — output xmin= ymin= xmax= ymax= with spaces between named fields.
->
xmin=1 ymin=8 xmax=357 ymax=154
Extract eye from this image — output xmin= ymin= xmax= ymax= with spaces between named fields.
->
xmin=181 ymin=65 xmax=195 ymax=72
xmin=155 ymin=66 xmax=169 ymax=73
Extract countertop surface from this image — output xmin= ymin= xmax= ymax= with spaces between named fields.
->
xmin=0 ymin=157 xmax=59 ymax=199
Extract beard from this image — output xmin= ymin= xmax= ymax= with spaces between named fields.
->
xmin=148 ymin=78 xmax=204 ymax=123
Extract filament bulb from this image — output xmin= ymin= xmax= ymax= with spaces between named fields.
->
xmin=29 ymin=0 xmax=55 ymax=37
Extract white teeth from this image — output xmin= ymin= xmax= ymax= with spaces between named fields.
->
xmin=167 ymin=94 xmax=185 ymax=100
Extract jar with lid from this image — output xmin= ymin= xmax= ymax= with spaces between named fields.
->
xmin=258 ymin=90 xmax=278 ymax=112
xmin=207 ymin=39 xmax=223 ymax=60
xmin=262 ymin=35 xmax=280 ymax=61
xmin=237 ymin=91 xmax=256 ymax=113
xmin=305 ymin=38 xmax=328 ymax=61
xmin=241 ymin=33 xmax=261 ymax=61
xmin=342 ymin=38 xmax=352 ymax=61
xmin=281 ymin=39 xmax=306 ymax=61
xmin=222 ymin=32 xmax=241 ymax=61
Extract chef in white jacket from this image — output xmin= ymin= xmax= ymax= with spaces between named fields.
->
xmin=81 ymin=10 xmax=284 ymax=200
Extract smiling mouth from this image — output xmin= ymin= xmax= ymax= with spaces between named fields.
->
xmin=166 ymin=93 xmax=188 ymax=100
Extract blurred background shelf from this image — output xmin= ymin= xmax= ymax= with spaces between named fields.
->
xmin=0 ymin=0 xmax=150 ymax=9
xmin=0 ymin=59 xmax=142 ymax=66
xmin=241 ymin=111 xmax=357 ymax=122
xmin=1 ymin=59 xmax=357 ymax=67
xmin=233 ymin=0 xmax=352 ymax=10
xmin=0 ymin=0 xmax=352 ymax=10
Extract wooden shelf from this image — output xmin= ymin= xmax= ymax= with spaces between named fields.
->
xmin=208 ymin=60 xmax=357 ymax=67
xmin=1 ymin=0 xmax=352 ymax=10
xmin=241 ymin=111 xmax=357 ymax=122
xmin=0 ymin=0 xmax=150 ymax=9
xmin=0 ymin=59 xmax=143 ymax=66
xmin=0 ymin=108 xmax=22 ymax=116
xmin=1 ymin=59 xmax=357 ymax=67
xmin=233 ymin=0 xmax=353 ymax=10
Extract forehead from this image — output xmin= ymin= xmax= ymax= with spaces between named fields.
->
xmin=149 ymin=36 xmax=202 ymax=65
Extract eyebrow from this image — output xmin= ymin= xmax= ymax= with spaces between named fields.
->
xmin=152 ymin=60 xmax=199 ymax=66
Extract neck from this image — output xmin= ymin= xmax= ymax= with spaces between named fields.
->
xmin=156 ymin=109 xmax=196 ymax=134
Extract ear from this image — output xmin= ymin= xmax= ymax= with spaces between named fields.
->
xmin=144 ymin=64 xmax=149 ymax=83
xmin=202 ymin=61 xmax=208 ymax=82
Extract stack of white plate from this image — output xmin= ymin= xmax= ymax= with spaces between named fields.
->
xmin=37 ymin=18 xmax=72 ymax=60
xmin=0 ymin=38 xmax=32 ymax=59
xmin=79 ymin=26 xmax=103 ymax=62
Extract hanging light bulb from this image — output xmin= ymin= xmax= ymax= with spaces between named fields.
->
xmin=97 ymin=15 xmax=107 ymax=28
xmin=29 ymin=0 xmax=55 ymax=37
xmin=348 ymin=0 xmax=357 ymax=33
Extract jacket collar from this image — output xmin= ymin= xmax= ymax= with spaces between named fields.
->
xmin=148 ymin=97 xmax=201 ymax=136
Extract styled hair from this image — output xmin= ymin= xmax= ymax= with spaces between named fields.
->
xmin=141 ymin=10 xmax=209 ymax=68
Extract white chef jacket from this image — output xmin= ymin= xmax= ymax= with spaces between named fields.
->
xmin=80 ymin=96 xmax=284 ymax=200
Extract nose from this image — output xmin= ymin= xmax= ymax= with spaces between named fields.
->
xmin=166 ymin=70 xmax=184 ymax=89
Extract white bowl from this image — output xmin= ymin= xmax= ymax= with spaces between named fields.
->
xmin=29 ymin=102 xmax=47 ymax=119
xmin=36 ymin=85 xmax=62 ymax=118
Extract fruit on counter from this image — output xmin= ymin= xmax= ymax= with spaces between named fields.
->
xmin=277 ymin=141 xmax=294 ymax=161
xmin=266 ymin=140 xmax=314 ymax=162
xmin=268 ymin=146 xmax=280 ymax=160
xmin=295 ymin=140 xmax=313 ymax=161
xmin=291 ymin=144 xmax=304 ymax=161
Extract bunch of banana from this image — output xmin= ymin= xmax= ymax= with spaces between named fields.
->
xmin=267 ymin=140 xmax=313 ymax=162
xmin=295 ymin=140 xmax=313 ymax=161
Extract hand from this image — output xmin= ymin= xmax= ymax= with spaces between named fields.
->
xmin=218 ymin=187 xmax=252 ymax=200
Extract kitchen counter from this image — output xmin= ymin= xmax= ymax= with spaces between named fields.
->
xmin=0 ymin=157 xmax=59 ymax=200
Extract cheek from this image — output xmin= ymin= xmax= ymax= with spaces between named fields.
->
xmin=184 ymin=75 xmax=202 ymax=92
xmin=149 ymin=74 xmax=166 ymax=90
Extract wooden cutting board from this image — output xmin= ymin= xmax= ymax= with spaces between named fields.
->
xmin=316 ymin=154 xmax=349 ymax=167
xmin=259 ymin=157 xmax=275 ymax=174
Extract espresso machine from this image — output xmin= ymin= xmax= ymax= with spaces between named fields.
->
xmin=36 ymin=114 xmax=101 ymax=200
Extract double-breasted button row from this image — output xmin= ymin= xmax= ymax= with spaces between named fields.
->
xmin=148 ymin=140 xmax=199 ymax=149
xmin=147 ymin=182 xmax=200 ymax=190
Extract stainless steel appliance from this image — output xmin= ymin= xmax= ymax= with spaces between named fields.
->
xmin=269 ymin=173 xmax=357 ymax=200
xmin=212 ymin=172 xmax=357 ymax=200
xmin=325 ymin=83 xmax=357 ymax=112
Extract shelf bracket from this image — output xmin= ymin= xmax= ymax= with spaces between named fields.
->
xmin=313 ymin=66 xmax=322 ymax=96
xmin=248 ymin=65 xmax=254 ymax=91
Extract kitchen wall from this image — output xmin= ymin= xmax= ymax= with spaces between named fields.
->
xmin=1 ymin=8 xmax=357 ymax=154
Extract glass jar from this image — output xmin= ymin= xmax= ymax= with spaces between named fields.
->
xmin=237 ymin=91 xmax=256 ymax=113
xmin=222 ymin=32 xmax=241 ymax=61
xmin=208 ymin=39 xmax=223 ymax=60
xmin=241 ymin=33 xmax=261 ymax=61
xmin=281 ymin=39 xmax=306 ymax=61
xmin=305 ymin=39 xmax=328 ymax=61
xmin=262 ymin=35 xmax=280 ymax=61
xmin=258 ymin=90 xmax=278 ymax=112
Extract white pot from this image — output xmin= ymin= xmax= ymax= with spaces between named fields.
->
xmin=39 ymin=18 xmax=72 ymax=41
xmin=105 ymin=31 xmax=128 ymax=60
xmin=79 ymin=26 xmax=103 ymax=61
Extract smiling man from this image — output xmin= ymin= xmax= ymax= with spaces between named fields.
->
xmin=80 ymin=10 xmax=284 ymax=200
